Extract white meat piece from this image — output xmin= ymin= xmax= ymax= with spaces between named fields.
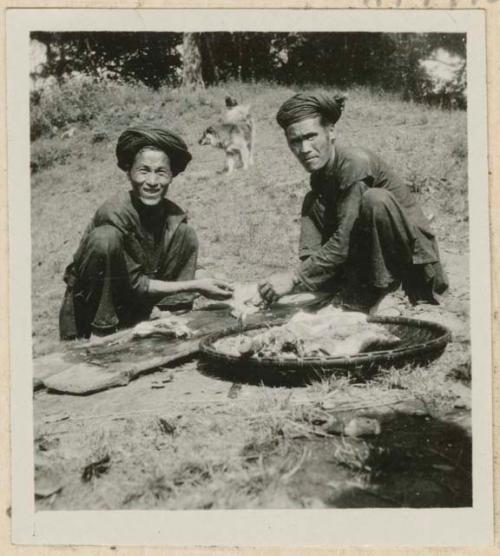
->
xmin=131 ymin=316 xmax=192 ymax=339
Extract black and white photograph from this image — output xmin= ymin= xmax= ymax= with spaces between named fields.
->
xmin=7 ymin=7 xmax=492 ymax=547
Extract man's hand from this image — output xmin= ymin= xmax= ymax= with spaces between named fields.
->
xmin=258 ymin=272 xmax=296 ymax=304
xmin=195 ymin=278 xmax=234 ymax=300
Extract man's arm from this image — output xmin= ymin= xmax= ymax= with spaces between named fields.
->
xmin=298 ymin=190 xmax=324 ymax=261
xmin=258 ymin=181 xmax=369 ymax=303
xmin=296 ymin=181 xmax=368 ymax=290
xmin=147 ymin=278 xmax=233 ymax=300
xmin=114 ymin=232 xmax=233 ymax=301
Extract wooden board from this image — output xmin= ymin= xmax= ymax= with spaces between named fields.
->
xmin=33 ymin=303 xmax=311 ymax=396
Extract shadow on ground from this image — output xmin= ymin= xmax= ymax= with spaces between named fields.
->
xmin=276 ymin=412 xmax=472 ymax=508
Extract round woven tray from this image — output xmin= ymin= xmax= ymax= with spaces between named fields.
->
xmin=198 ymin=316 xmax=451 ymax=384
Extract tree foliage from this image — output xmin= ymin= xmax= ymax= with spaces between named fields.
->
xmin=31 ymin=31 xmax=466 ymax=102
xmin=31 ymin=31 xmax=182 ymax=89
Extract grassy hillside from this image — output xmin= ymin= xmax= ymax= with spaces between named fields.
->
xmin=31 ymin=81 xmax=467 ymax=355
xmin=32 ymin=80 xmax=472 ymax=511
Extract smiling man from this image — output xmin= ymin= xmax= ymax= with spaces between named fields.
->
xmin=59 ymin=126 xmax=232 ymax=340
xmin=258 ymin=92 xmax=448 ymax=312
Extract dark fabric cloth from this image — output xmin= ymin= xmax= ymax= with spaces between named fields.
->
xmin=297 ymin=145 xmax=448 ymax=305
xmin=276 ymin=92 xmax=347 ymax=129
xmin=59 ymin=191 xmax=198 ymax=339
xmin=116 ymin=127 xmax=192 ymax=176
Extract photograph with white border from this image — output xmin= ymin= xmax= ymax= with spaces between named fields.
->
xmin=7 ymin=7 xmax=493 ymax=547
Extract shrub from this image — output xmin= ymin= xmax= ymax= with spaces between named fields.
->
xmin=414 ymin=49 xmax=467 ymax=110
xmin=31 ymin=75 xmax=114 ymax=140
xmin=31 ymin=137 xmax=73 ymax=173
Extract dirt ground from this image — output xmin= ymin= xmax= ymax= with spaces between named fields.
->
xmin=33 ymin=247 xmax=472 ymax=510
xmin=30 ymin=83 xmax=470 ymax=510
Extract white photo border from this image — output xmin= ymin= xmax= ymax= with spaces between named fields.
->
xmin=7 ymin=7 xmax=493 ymax=547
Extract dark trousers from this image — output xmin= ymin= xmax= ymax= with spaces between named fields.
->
xmin=299 ymin=189 xmax=443 ymax=309
xmin=59 ymin=223 xmax=198 ymax=339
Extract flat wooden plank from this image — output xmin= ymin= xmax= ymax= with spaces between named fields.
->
xmin=34 ymin=296 xmax=332 ymax=396
xmin=33 ymin=351 xmax=86 ymax=390
xmin=36 ymin=308 xmax=236 ymax=395
xmin=42 ymin=339 xmax=200 ymax=395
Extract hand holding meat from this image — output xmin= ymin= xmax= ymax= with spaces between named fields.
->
xmin=258 ymin=272 xmax=296 ymax=304
xmin=194 ymin=278 xmax=234 ymax=300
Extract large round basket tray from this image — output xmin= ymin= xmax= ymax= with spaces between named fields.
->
xmin=199 ymin=316 xmax=451 ymax=383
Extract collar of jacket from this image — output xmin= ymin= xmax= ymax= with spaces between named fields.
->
xmin=130 ymin=192 xmax=188 ymax=240
xmin=310 ymin=145 xmax=337 ymax=193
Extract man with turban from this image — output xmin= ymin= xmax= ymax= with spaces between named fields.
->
xmin=258 ymin=92 xmax=448 ymax=312
xmin=59 ymin=126 xmax=232 ymax=340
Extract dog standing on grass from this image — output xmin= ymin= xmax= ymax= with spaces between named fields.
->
xmin=198 ymin=97 xmax=255 ymax=173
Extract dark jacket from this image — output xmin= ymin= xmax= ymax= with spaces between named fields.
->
xmin=297 ymin=145 xmax=448 ymax=298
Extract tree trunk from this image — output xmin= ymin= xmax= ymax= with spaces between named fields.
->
xmin=202 ymin=34 xmax=219 ymax=85
xmin=181 ymin=33 xmax=205 ymax=90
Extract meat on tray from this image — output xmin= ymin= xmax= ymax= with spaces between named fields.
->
xmin=214 ymin=306 xmax=401 ymax=359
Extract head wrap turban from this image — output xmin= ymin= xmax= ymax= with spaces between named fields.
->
xmin=116 ymin=127 xmax=192 ymax=177
xmin=276 ymin=92 xmax=347 ymax=130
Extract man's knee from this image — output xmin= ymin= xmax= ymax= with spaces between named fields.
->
xmin=360 ymin=189 xmax=394 ymax=219
xmin=86 ymin=225 xmax=123 ymax=256
xmin=177 ymin=223 xmax=199 ymax=254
